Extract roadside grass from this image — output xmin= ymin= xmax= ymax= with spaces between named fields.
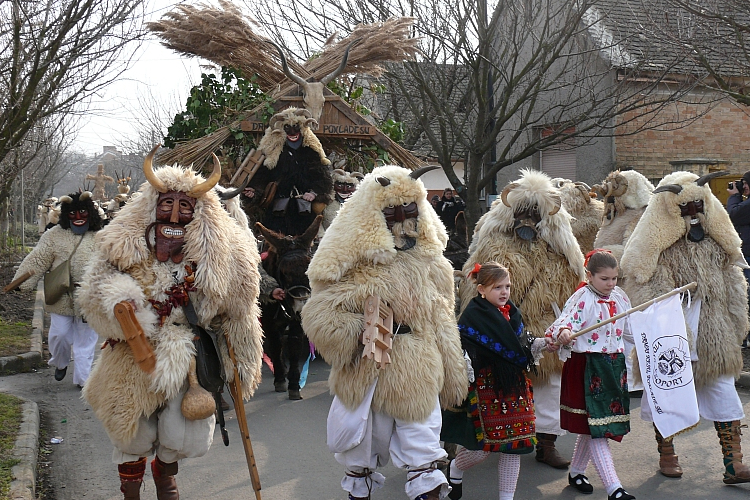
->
xmin=0 ymin=393 xmax=22 ymax=500
xmin=0 ymin=320 xmax=31 ymax=357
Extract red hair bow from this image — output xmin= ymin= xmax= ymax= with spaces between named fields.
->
xmin=584 ymin=248 xmax=611 ymax=268
xmin=468 ymin=262 xmax=482 ymax=278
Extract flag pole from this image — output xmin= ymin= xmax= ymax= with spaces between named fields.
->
xmin=563 ymin=282 xmax=697 ymax=342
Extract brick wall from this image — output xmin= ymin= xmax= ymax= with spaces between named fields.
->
xmin=615 ymin=93 xmax=750 ymax=179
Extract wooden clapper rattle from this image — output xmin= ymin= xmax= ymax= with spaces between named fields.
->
xmin=362 ymin=295 xmax=394 ymax=368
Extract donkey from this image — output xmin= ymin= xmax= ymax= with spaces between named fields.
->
xmin=255 ymin=215 xmax=322 ymax=400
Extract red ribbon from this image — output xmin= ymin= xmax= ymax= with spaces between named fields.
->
xmin=584 ymin=248 xmax=612 ymax=268
xmin=469 ymin=262 xmax=482 ymax=278
xmin=598 ymin=299 xmax=617 ymax=318
xmin=498 ymin=304 xmax=511 ymax=321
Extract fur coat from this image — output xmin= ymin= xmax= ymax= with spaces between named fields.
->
xmin=621 ymin=171 xmax=749 ymax=387
xmin=12 ymin=226 xmax=96 ymax=317
xmin=554 ymin=179 xmax=604 ymax=254
xmin=460 ymin=170 xmax=584 ymax=380
xmin=80 ymin=166 xmax=264 ymax=445
xmin=302 ymin=165 xmax=467 ymax=423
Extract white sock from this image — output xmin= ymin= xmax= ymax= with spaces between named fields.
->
xmin=497 ymin=453 xmax=520 ymax=500
xmin=570 ymin=434 xmax=592 ymax=476
xmin=452 ymin=448 xmax=489 ymax=482
xmin=589 ymin=437 xmax=622 ymax=495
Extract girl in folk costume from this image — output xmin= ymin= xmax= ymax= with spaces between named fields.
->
xmin=547 ymin=250 xmax=635 ymax=500
xmin=444 ymin=262 xmax=558 ymax=500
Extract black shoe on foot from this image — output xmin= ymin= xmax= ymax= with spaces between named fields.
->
xmin=274 ymin=380 xmax=287 ymax=392
xmin=54 ymin=367 xmax=67 ymax=381
xmin=447 ymin=460 xmax=462 ymax=500
xmin=608 ymin=488 xmax=635 ymax=500
xmin=288 ymin=389 xmax=302 ymax=400
xmin=568 ymin=473 xmax=593 ymax=494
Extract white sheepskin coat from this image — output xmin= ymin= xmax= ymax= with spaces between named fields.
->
xmin=621 ymin=171 xmax=749 ymax=386
xmin=12 ymin=226 xmax=96 ymax=317
xmin=79 ymin=166 xmax=264 ymax=445
xmin=460 ymin=170 xmax=585 ymax=380
xmin=593 ymin=170 xmax=654 ymax=263
xmin=302 ymin=165 xmax=467 ymax=423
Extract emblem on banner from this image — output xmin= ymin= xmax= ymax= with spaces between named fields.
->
xmin=652 ymin=335 xmax=691 ymax=390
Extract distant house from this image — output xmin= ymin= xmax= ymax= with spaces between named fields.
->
xmin=495 ymin=0 xmax=750 ymax=194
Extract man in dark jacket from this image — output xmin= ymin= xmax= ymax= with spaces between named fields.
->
xmin=440 ymin=188 xmax=465 ymax=232
xmin=727 ymin=171 xmax=750 ymax=347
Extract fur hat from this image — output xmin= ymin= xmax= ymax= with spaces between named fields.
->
xmin=622 ymin=171 xmax=747 ymax=284
xmin=257 ymin=107 xmax=331 ymax=169
xmin=308 ymin=165 xmax=447 ymax=283
xmin=58 ymin=191 xmax=104 ymax=231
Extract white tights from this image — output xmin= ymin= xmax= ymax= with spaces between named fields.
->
xmin=570 ymin=434 xmax=622 ymax=496
xmin=451 ymin=448 xmax=520 ymax=500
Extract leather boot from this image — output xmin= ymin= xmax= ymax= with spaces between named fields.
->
xmin=118 ymin=457 xmax=146 ymax=500
xmin=654 ymin=424 xmax=682 ymax=478
xmin=151 ymin=456 xmax=179 ymax=500
xmin=715 ymin=420 xmax=750 ymax=484
xmin=535 ymin=433 xmax=570 ymax=469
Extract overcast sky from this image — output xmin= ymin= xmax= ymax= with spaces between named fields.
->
xmin=72 ymin=1 xmax=203 ymax=156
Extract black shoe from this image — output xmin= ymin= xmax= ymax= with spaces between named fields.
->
xmin=608 ymin=488 xmax=635 ymax=500
xmin=54 ymin=367 xmax=67 ymax=381
xmin=288 ymin=389 xmax=302 ymax=400
xmin=568 ymin=473 xmax=593 ymax=494
xmin=447 ymin=460 xmax=462 ymax=500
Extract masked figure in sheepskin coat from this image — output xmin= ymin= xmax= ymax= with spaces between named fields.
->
xmin=241 ymin=107 xmax=333 ymax=236
xmin=302 ymin=165 xmax=467 ymax=500
xmin=592 ymin=170 xmax=654 ymax=263
xmin=460 ymin=169 xmax=585 ymax=470
xmin=321 ymin=168 xmax=364 ymax=232
xmin=621 ymin=171 xmax=750 ymax=484
xmin=11 ymin=191 xmax=104 ymax=386
xmin=78 ymin=147 xmax=264 ymax=500
xmin=552 ymin=178 xmax=604 ymax=254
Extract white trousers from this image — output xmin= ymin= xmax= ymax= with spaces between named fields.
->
xmin=641 ymin=374 xmax=745 ymax=423
xmin=111 ymin=384 xmax=216 ymax=465
xmin=533 ymin=372 xmax=565 ymax=435
xmin=48 ymin=313 xmax=98 ymax=386
xmin=334 ymin=397 xmax=449 ymax=499
xmin=623 ymin=337 xmax=643 ymax=391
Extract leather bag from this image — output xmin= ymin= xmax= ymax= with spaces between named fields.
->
xmin=44 ymin=237 xmax=83 ymax=306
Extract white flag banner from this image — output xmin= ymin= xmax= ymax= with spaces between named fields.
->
xmin=629 ymin=294 xmax=699 ymax=438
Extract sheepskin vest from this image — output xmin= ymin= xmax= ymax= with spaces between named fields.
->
xmin=624 ymin=237 xmax=748 ymax=387
xmin=593 ymin=207 xmax=645 ymax=264
xmin=302 ymin=250 xmax=468 ymax=423
xmin=13 ymin=226 xmax=96 ymax=317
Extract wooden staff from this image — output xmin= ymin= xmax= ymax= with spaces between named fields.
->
xmin=3 ymin=271 xmax=34 ymax=293
xmin=225 ymin=336 xmax=262 ymax=500
xmin=563 ymin=282 xmax=697 ymax=342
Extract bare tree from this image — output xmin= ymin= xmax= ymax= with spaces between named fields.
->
xmin=248 ymin=0 xmax=708 ymax=227
xmin=0 ymin=0 xmax=146 ymax=242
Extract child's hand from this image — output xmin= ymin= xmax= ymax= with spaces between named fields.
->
xmin=557 ymin=328 xmax=573 ymax=346
xmin=545 ymin=337 xmax=561 ymax=352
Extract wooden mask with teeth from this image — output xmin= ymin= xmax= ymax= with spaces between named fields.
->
xmin=146 ymin=191 xmax=196 ymax=263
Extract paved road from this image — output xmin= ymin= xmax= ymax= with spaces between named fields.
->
xmin=2 ymin=358 xmax=750 ymax=500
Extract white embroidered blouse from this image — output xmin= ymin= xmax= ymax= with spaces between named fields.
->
xmin=546 ymin=285 xmax=633 ymax=358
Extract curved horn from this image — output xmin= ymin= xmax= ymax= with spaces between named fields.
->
xmin=80 ymin=191 xmax=92 ymax=201
xmin=696 ymin=170 xmax=729 ymax=186
xmin=187 ymin=153 xmax=222 ymax=198
xmin=218 ymin=175 xmax=251 ymax=200
xmin=548 ymin=194 xmax=562 ymax=215
xmin=351 ymin=172 xmax=365 ymax=181
xmin=295 ymin=108 xmax=312 ymax=118
xmin=653 ymin=184 xmax=683 ymax=195
xmin=409 ymin=165 xmax=440 ymax=180
xmin=500 ymin=183 xmax=519 ymax=207
xmin=554 ymin=179 xmax=566 ymax=188
xmin=332 ymin=168 xmax=347 ymax=177
xmin=59 ymin=195 xmax=73 ymax=204
xmin=268 ymin=41 xmax=308 ymax=88
xmin=376 ymin=176 xmax=391 ymax=187
xmin=574 ymin=181 xmax=591 ymax=191
xmin=304 ymin=118 xmax=319 ymax=129
xmin=604 ymin=181 xmax=614 ymax=199
xmin=143 ymin=144 xmax=168 ymax=193
xmin=320 ymin=40 xmax=358 ymax=85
